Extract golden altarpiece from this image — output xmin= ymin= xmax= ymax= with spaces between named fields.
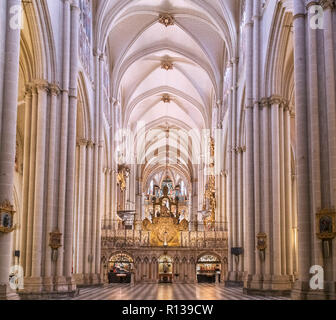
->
xmin=101 ymin=139 xmax=228 ymax=284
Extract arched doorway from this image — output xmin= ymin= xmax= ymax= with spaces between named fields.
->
xmin=108 ymin=253 xmax=133 ymax=283
xmin=196 ymin=254 xmax=221 ymax=283
xmin=158 ymin=255 xmax=173 ymax=283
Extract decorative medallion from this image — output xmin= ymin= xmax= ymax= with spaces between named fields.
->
xmin=256 ymin=233 xmax=267 ymax=251
xmin=316 ymin=208 xmax=336 ymax=240
xmin=0 ymin=200 xmax=16 ymax=233
xmin=143 ymin=217 xmax=188 ymax=247
xmin=161 ymin=94 xmax=171 ymax=103
xmin=49 ymin=229 xmax=62 ymax=250
xmin=161 ymin=59 xmax=174 ymax=71
xmin=158 ymin=13 xmax=175 ymax=27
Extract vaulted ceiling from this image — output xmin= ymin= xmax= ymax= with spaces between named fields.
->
xmin=95 ymin=0 xmax=240 ymax=183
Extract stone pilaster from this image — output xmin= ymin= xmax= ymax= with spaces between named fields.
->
xmin=0 ymin=0 xmax=21 ymax=300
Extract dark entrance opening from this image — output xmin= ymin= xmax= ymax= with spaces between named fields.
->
xmin=196 ymin=254 xmax=221 ymax=284
xmin=108 ymin=253 xmax=133 ymax=284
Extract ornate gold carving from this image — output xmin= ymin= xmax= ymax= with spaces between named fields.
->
xmin=142 ymin=216 xmax=188 ymax=247
xmin=158 ymin=13 xmax=175 ymax=27
xmin=0 ymin=200 xmax=16 ymax=233
xmin=316 ymin=208 xmax=336 ymax=240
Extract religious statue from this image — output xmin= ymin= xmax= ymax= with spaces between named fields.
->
xmin=117 ymin=170 xmax=126 ymax=191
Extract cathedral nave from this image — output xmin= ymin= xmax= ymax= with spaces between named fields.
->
xmin=0 ymin=0 xmax=335 ymax=301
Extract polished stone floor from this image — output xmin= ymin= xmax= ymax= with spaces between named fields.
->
xmin=8 ymin=284 xmax=289 ymax=300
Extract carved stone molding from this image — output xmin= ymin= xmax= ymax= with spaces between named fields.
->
xmin=260 ymin=97 xmax=269 ymax=108
xmin=77 ymin=138 xmax=88 ymax=147
xmin=234 ymin=146 xmax=246 ymax=154
xmin=87 ymin=140 xmax=95 ymax=148
xmin=269 ymin=95 xmax=283 ymax=106
xmin=320 ymin=0 xmax=336 ymax=10
xmin=24 ymin=84 xmax=33 ymax=97
xmin=49 ymin=83 xmax=61 ymax=96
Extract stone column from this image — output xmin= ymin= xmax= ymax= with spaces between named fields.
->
xmin=306 ymin=2 xmax=323 ymax=270
xmin=271 ymin=96 xmax=281 ymax=277
xmin=226 ymin=61 xmax=234 ymax=280
xmin=94 ymin=141 xmax=104 ymax=282
xmin=322 ymin=1 xmax=336 ymax=210
xmin=63 ymin=0 xmax=80 ymax=290
xmin=25 ymin=85 xmax=38 ymax=279
xmin=261 ymin=98 xmax=271 ymax=280
xmin=30 ymin=81 xmax=49 ymax=289
xmin=44 ymin=85 xmax=60 ymax=289
xmin=79 ymin=141 xmax=94 ymax=284
xmin=0 ymin=0 xmax=21 ymax=299
xmin=20 ymin=86 xmax=32 ymax=274
xmin=321 ymin=0 xmax=336 ymax=291
xmin=291 ymin=0 xmax=312 ymax=299
xmin=244 ymin=0 xmax=255 ymax=288
xmin=279 ymin=102 xmax=286 ymax=275
xmin=252 ymin=0 xmax=261 ymax=282
xmin=77 ymin=139 xmax=87 ymax=282
xmin=237 ymin=147 xmax=245 ymax=278
xmin=284 ymin=104 xmax=293 ymax=276
xmin=56 ymin=0 xmax=71 ymax=288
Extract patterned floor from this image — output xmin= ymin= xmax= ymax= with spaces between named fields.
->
xmin=7 ymin=284 xmax=289 ymax=300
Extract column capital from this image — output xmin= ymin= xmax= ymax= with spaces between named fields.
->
xmin=87 ymin=140 xmax=95 ymax=148
xmin=283 ymin=100 xmax=290 ymax=111
xmin=77 ymin=138 xmax=88 ymax=147
xmin=306 ymin=1 xmax=321 ymax=10
xmin=49 ymin=83 xmax=61 ymax=96
xmin=320 ymin=0 xmax=335 ymax=10
xmin=24 ymin=84 xmax=33 ymax=97
xmin=33 ymin=79 xmax=49 ymax=93
xmin=93 ymin=48 xmax=102 ymax=57
xmin=259 ymin=97 xmax=269 ymax=108
xmin=69 ymin=88 xmax=78 ymax=99
xmin=269 ymin=95 xmax=283 ymax=106
xmin=230 ymin=57 xmax=239 ymax=65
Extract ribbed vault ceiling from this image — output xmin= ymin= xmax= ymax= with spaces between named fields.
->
xmin=96 ymin=0 xmax=239 ymax=185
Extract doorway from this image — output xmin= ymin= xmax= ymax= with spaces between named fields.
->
xmin=108 ymin=253 xmax=133 ymax=284
xmin=158 ymin=255 xmax=173 ymax=283
xmin=196 ymin=254 xmax=221 ymax=283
